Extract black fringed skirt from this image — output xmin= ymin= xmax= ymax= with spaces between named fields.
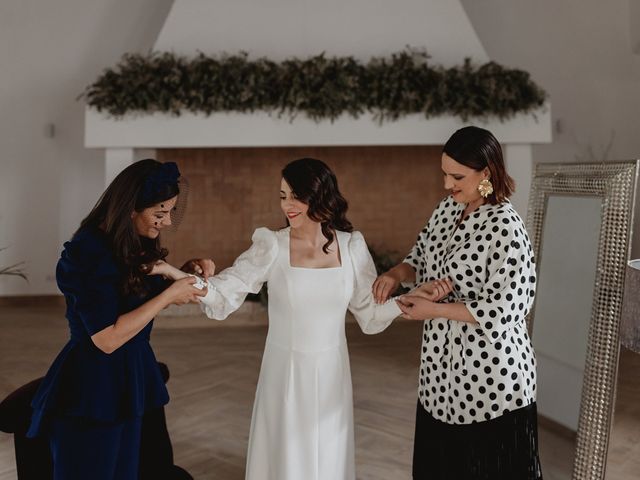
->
xmin=412 ymin=400 xmax=543 ymax=480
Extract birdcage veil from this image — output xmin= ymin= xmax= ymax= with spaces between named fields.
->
xmin=137 ymin=161 xmax=189 ymax=232
xmin=164 ymin=175 xmax=189 ymax=232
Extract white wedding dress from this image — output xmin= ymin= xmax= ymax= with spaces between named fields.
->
xmin=200 ymin=227 xmax=401 ymax=480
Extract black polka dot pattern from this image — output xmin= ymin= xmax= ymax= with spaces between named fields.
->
xmin=403 ymin=196 xmax=538 ymax=425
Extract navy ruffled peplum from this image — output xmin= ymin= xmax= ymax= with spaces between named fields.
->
xmin=27 ymin=227 xmax=170 ymax=437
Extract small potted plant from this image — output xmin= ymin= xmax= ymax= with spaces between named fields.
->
xmin=0 ymin=247 xmax=27 ymax=281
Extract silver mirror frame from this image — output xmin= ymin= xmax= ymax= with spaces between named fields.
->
xmin=526 ymin=161 xmax=639 ymax=480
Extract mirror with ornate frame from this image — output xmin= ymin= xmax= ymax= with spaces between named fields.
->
xmin=525 ymin=161 xmax=638 ymax=480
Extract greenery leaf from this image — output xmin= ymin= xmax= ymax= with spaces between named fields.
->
xmin=82 ymin=48 xmax=546 ymax=123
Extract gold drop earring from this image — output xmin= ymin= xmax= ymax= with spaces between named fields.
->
xmin=477 ymin=178 xmax=493 ymax=198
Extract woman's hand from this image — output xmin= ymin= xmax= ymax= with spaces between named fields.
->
xmin=395 ymin=278 xmax=453 ymax=320
xmin=148 ymin=260 xmax=190 ymax=281
xmin=373 ymin=263 xmax=416 ymax=304
xmin=181 ymin=258 xmax=216 ymax=278
xmin=148 ymin=260 xmax=170 ymax=277
xmin=373 ymin=272 xmax=399 ymax=304
xmin=373 ymin=271 xmax=401 ymax=304
xmin=410 ymin=278 xmax=453 ymax=302
xmin=164 ymin=277 xmax=208 ymax=306
xmin=396 ymin=296 xmax=437 ymax=321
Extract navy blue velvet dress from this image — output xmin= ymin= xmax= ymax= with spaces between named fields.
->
xmin=28 ymin=226 xmax=170 ymax=438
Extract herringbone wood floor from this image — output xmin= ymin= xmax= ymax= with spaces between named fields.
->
xmin=1 ymin=305 xmax=638 ymax=479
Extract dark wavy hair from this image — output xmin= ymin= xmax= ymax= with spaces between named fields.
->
xmin=282 ymin=158 xmax=353 ymax=254
xmin=77 ymin=159 xmax=180 ymax=296
xmin=443 ymin=126 xmax=514 ymax=205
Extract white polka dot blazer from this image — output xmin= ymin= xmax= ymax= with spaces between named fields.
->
xmin=404 ymin=195 xmax=537 ymax=424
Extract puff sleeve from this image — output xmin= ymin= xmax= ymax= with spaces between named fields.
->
xmin=201 ymin=228 xmax=278 ymax=320
xmin=348 ymin=231 xmax=402 ymax=334
xmin=464 ymin=222 xmax=536 ymax=343
xmin=56 ymin=232 xmax=120 ymax=336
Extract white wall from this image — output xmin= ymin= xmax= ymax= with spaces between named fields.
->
xmin=460 ymin=0 xmax=640 ymax=256
xmin=0 ymin=0 xmax=173 ymax=295
xmin=155 ymin=0 xmax=489 ymax=65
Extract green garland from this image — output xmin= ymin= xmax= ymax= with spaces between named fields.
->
xmin=83 ymin=49 xmax=546 ymax=122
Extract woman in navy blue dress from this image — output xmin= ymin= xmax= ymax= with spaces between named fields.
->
xmin=27 ymin=159 xmax=211 ymax=480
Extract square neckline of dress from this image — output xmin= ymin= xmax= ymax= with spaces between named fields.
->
xmin=285 ymin=227 xmax=344 ymax=270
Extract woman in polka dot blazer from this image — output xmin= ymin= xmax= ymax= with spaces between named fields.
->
xmin=373 ymin=126 xmax=542 ymax=480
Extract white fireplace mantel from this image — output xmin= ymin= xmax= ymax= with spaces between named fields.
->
xmin=85 ymin=105 xmax=551 ymax=217
xmin=85 ymin=106 xmax=551 ymax=149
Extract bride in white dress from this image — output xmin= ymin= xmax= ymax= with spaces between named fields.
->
xmin=202 ymin=158 xmax=402 ymax=480
xmin=157 ymin=158 xmax=444 ymax=479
